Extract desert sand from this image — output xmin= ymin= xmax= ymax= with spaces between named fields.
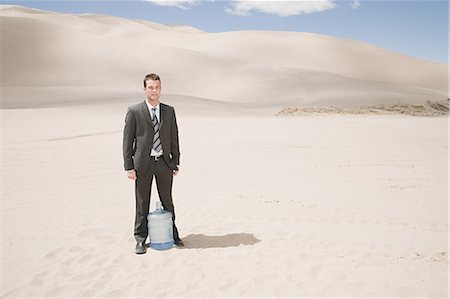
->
xmin=2 ymin=103 xmax=448 ymax=298
xmin=1 ymin=4 xmax=448 ymax=299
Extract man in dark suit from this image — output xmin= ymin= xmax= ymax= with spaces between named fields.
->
xmin=123 ymin=73 xmax=183 ymax=254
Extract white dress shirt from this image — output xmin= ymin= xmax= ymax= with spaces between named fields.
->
xmin=145 ymin=100 xmax=163 ymax=157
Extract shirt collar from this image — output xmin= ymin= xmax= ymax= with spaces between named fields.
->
xmin=145 ymin=100 xmax=160 ymax=112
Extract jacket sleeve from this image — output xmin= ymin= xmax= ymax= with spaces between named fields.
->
xmin=171 ymin=108 xmax=180 ymax=167
xmin=123 ymin=108 xmax=136 ymax=171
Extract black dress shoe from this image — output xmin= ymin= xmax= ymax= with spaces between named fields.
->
xmin=135 ymin=242 xmax=147 ymax=254
xmin=174 ymin=238 xmax=184 ymax=247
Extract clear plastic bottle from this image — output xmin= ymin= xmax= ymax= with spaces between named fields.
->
xmin=147 ymin=202 xmax=174 ymax=250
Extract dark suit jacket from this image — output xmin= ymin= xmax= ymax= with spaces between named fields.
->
xmin=123 ymin=101 xmax=180 ymax=172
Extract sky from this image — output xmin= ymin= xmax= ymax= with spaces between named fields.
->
xmin=1 ymin=0 xmax=448 ymax=64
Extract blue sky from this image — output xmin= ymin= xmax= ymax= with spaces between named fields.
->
xmin=1 ymin=0 xmax=448 ymax=63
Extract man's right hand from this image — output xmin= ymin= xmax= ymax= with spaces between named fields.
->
xmin=126 ymin=169 xmax=137 ymax=180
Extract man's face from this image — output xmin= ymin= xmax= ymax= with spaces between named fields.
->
xmin=144 ymin=79 xmax=161 ymax=102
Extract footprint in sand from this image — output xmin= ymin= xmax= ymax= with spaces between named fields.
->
xmin=77 ymin=228 xmax=103 ymax=238
xmin=103 ymin=289 xmax=123 ymax=297
xmin=31 ymin=270 xmax=50 ymax=287
xmin=333 ymin=271 xmax=347 ymax=281
xmin=93 ymin=256 xmax=109 ymax=267
xmin=81 ymin=289 xmax=98 ymax=296
xmin=71 ymin=269 xmax=102 ymax=282
xmin=306 ymin=264 xmax=322 ymax=279
xmin=68 ymin=246 xmax=83 ymax=253
xmin=44 ymin=247 xmax=64 ymax=260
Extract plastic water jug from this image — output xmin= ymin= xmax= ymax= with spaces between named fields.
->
xmin=147 ymin=202 xmax=174 ymax=250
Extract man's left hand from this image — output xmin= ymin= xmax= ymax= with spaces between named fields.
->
xmin=173 ymin=169 xmax=179 ymax=176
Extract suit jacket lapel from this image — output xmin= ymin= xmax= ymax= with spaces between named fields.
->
xmin=141 ymin=101 xmax=153 ymax=127
xmin=160 ymin=103 xmax=167 ymax=129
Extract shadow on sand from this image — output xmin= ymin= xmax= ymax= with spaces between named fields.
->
xmin=179 ymin=233 xmax=260 ymax=249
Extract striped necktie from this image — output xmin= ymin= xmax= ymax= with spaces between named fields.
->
xmin=151 ymin=108 xmax=162 ymax=153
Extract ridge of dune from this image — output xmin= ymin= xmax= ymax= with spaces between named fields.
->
xmin=165 ymin=23 xmax=204 ymax=33
xmin=0 ymin=4 xmax=447 ymax=110
xmin=0 ymin=4 xmax=203 ymax=34
xmin=0 ymin=4 xmax=57 ymax=14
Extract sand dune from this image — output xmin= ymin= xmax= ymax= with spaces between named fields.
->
xmin=1 ymin=4 xmax=447 ymax=110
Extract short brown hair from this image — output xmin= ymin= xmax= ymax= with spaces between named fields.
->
xmin=143 ymin=73 xmax=161 ymax=87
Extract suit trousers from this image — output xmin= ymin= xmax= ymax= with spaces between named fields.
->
xmin=134 ymin=156 xmax=179 ymax=243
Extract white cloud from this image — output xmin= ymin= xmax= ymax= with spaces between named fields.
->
xmin=351 ymin=0 xmax=360 ymax=9
xmin=145 ymin=0 xmax=360 ymax=16
xmin=145 ymin=0 xmax=199 ymax=9
xmin=225 ymin=0 xmax=336 ymax=17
